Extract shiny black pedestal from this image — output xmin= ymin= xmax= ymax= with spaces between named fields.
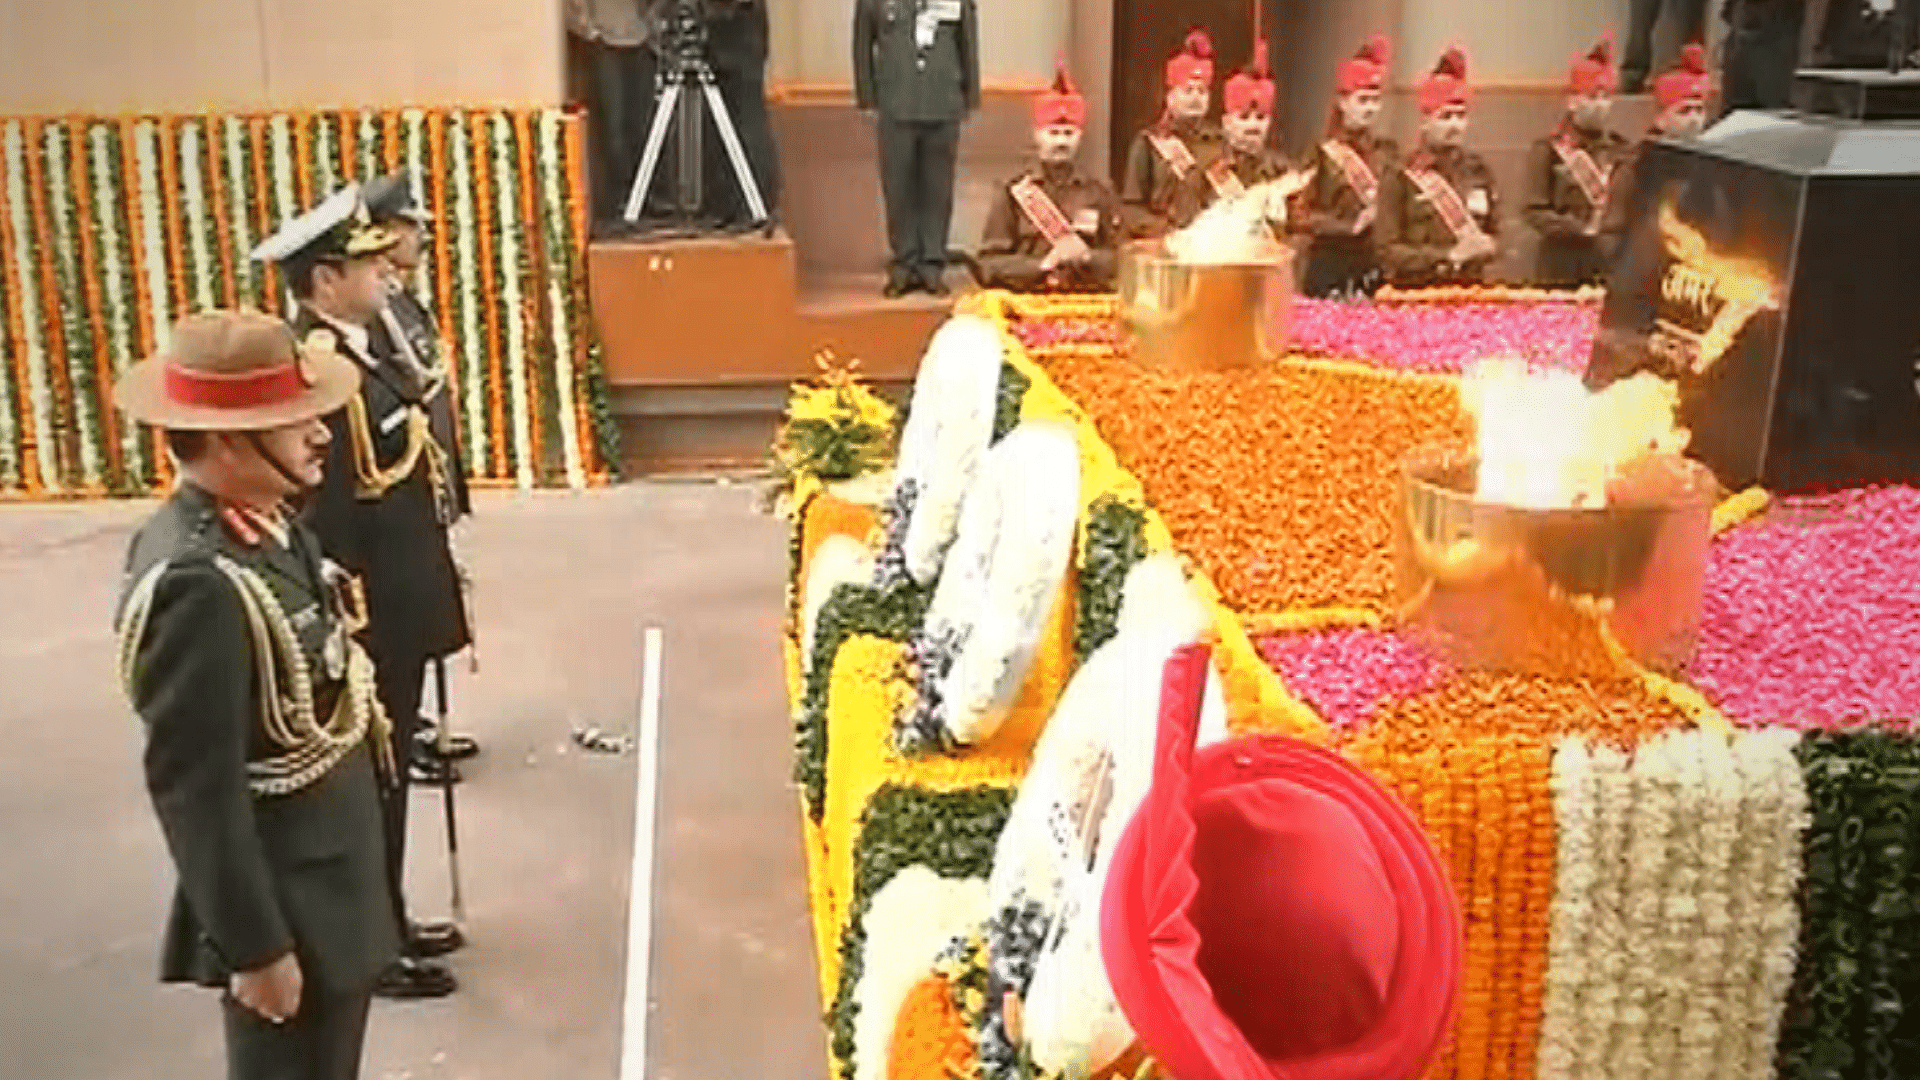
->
xmin=1589 ymin=69 xmax=1920 ymax=494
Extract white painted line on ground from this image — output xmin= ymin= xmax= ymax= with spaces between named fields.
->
xmin=619 ymin=626 xmax=665 ymax=1080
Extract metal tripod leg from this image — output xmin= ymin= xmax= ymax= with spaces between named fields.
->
xmin=699 ymin=80 xmax=769 ymax=225
xmin=623 ymin=82 xmax=684 ymax=223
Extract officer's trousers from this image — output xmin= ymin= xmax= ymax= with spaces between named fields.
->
xmin=370 ymin=646 xmax=428 ymax=939
xmin=877 ymin=117 xmax=961 ymax=279
xmin=222 ymin=989 xmax=373 ymax=1080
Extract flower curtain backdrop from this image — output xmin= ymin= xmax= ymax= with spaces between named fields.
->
xmin=0 ymin=105 xmax=619 ymax=499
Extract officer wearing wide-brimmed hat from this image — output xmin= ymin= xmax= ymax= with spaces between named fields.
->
xmin=362 ymin=172 xmax=481 ymax=773
xmin=252 ymin=185 xmax=468 ymax=1001
xmin=112 ymin=309 xmax=400 ymax=1080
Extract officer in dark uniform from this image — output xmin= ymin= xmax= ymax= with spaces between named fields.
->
xmin=362 ymin=173 xmax=482 ymax=776
xmin=112 ymin=309 xmax=401 ymax=1080
xmin=853 ymin=0 xmax=980 ymax=297
xmin=252 ymin=186 xmax=467 ymax=1001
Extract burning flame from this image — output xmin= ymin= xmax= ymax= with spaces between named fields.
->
xmin=1655 ymin=202 xmax=1781 ymax=374
xmin=1163 ymin=170 xmax=1313 ymax=265
xmin=1461 ymin=358 xmax=1690 ymax=510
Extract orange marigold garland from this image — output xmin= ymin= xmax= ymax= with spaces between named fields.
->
xmin=885 ymin=974 xmax=978 ymax=1080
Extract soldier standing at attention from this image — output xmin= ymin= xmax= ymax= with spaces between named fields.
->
xmin=975 ymin=62 xmax=1123 ymax=293
xmin=1168 ymin=39 xmax=1297 ymax=234
xmin=1121 ymin=28 xmax=1222 ymax=239
xmin=253 ymin=186 xmax=467 ymax=1002
xmin=1523 ymin=39 xmax=1630 ymax=288
xmin=112 ymin=309 xmax=399 ymax=1080
xmin=362 ymin=173 xmax=482 ymax=778
xmin=1376 ymin=46 xmax=1504 ymax=288
xmin=1293 ymin=35 xmax=1397 ymax=298
xmin=853 ymin=0 xmax=981 ymax=298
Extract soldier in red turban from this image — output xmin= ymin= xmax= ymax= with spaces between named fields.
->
xmin=1376 ymin=46 xmax=1504 ymax=287
xmin=1523 ymin=38 xmax=1631 ymax=288
xmin=1119 ymin=28 xmax=1224 ymax=238
xmin=1168 ymin=39 xmax=1294 ymax=231
xmin=1292 ymin=34 xmax=1397 ymax=297
xmin=976 ymin=62 xmax=1122 ymax=292
xmin=1599 ymin=42 xmax=1712 ymax=260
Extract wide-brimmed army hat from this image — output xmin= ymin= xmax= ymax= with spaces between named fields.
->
xmin=114 ymin=310 xmax=361 ymax=431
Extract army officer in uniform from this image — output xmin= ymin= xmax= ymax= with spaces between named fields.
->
xmin=853 ymin=0 xmax=981 ymax=298
xmin=253 ymin=186 xmax=468 ymax=1001
xmin=362 ymin=173 xmax=481 ymax=777
xmin=113 ymin=309 xmax=399 ymax=1080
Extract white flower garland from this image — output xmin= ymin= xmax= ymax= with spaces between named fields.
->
xmin=1538 ymin=739 xmax=1594 ymax=1080
xmin=802 ymin=535 xmax=877 ymax=672
xmin=6 ymin=120 xmax=59 ymax=491
xmin=221 ymin=117 xmax=258 ymax=308
xmin=448 ymin=115 xmax=489 ymax=476
xmin=1732 ymin=729 xmax=1807 ymax=1077
xmin=313 ymin=115 xmax=338 ymax=197
xmin=537 ymin=110 xmax=586 ymax=488
xmin=177 ymin=121 xmax=216 ymax=312
xmin=43 ymin=122 xmax=102 ymax=487
xmin=0 ymin=129 xmax=18 ymax=489
xmin=357 ymin=110 xmax=379 ymax=182
xmin=1674 ymin=731 xmax=1739 ymax=1080
xmin=853 ymin=866 xmax=989 ymax=1080
xmin=402 ymin=112 xmax=435 ymax=315
xmin=906 ymin=419 xmax=1080 ymax=750
xmin=489 ymin=114 xmax=534 ymax=490
xmin=268 ymin=115 xmax=297 ymax=310
xmin=888 ymin=314 xmax=1007 ymax=587
xmin=88 ymin=124 xmax=141 ymax=482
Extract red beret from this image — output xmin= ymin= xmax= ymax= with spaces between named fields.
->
xmin=1653 ymin=42 xmax=1712 ymax=110
xmin=1100 ymin=645 xmax=1463 ymax=1080
xmin=1224 ymin=40 xmax=1276 ymax=117
xmin=1569 ymin=37 xmax=1618 ymax=95
xmin=1337 ymin=35 xmax=1391 ymax=95
xmin=1034 ymin=60 xmax=1087 ymax=129
xmin=1167 ymin=28 xmax=1216 ymax=90
xmin=1417 ymin=45 xmax=1472 ymax=114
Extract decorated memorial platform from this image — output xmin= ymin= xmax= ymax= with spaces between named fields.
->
xmin=776 ymin=286 xmax=1920 ymax=1080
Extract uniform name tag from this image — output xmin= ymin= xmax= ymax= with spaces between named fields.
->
xmin=380 ymin=406 xmax=409 ymax=435
xmin=926 ymin=0 xmax=961 ymax=20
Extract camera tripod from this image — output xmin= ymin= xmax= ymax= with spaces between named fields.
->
xmin=621 ymin=0 xmax=769 ymax=232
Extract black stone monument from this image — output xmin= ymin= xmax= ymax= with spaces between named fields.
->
xmin=1589 ymin=68 xmax=1920 ymax=494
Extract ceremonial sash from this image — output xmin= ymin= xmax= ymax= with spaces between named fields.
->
xmin=1404 ymin=167 xmax=1488 ymax=244
xmin=1147 ymin=132 xmax=1196 ymax=178
xmin=1320 ymin=139 xmax=1379 ymax=204
xmin=1551 ymin=139 xmax=1610 ymax=211
xmin=1010 ymin=177 xmax=1074 ymax=245
xmin=1206 ymin=159 xmax=1247 ymax=202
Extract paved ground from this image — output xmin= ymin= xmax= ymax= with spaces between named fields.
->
xmin=0 ymin=483 xmax=824 ymax=1080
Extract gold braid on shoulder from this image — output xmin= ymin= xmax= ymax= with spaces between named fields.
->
xmin=345 ymin=395 xmax=456 ymax=522
xmin=117 ymin=558 xmax=396 ymax=795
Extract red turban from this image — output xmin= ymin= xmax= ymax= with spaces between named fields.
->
xmin=1337 ymin=35 xmax=1391 ymax=95
xmin=1100 ymin=645 xmax=1464 ymax=1080
xmin=1166 ymin=28 xmax=1216 ymax=90
xmin=1569 ymin=37 xmax=1618 ymax=95
xmin=1224 ymin=40 xmax=1276 ymax=117
xmin=1417 ymin=45 xmax=1472 ymax=114
xmin=1034 ymin=60 xmax=1086 ymax=129
xmin=1653 ymin=42 xmax=1712 ymax=110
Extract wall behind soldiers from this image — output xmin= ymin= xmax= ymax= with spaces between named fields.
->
xmin=0 ymin=0 xmax=565 ymax=114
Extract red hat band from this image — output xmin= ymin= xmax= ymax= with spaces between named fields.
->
xmin=1035 ymin=60 xmax=1087 ymax=128
xmin=1654 ymin=42 xmax=1711 ymax=110
xmin=1224 ymin=40 xmax=1275 ymax=116
xmin=1166 ymin=28 xmax=1216 ymax=89
xmin=164 ymin=359 xmax=312 ymax=410
xmin=1418 ymin=46 xmax=1472 ymax=114
xmin=1100 ymin=645 xmax=1464 ymax=1080
xmin=1337 ymin=35 xmax=1391 ymax=95
xmin=1569 ymin=38 xmax=1617 ymax=95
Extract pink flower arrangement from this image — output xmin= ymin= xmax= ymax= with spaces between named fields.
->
xmin=1288 ymin=299 xmax=1600 ymax=375
xmin=1256 ymin=628 xmax=1456 ymax=733
xmin=1007 ymin=316 xmax=1119 ymax=352
xmin=1690 ymin=486 xmax=1920 ymax=730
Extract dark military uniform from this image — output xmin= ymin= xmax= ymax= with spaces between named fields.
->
xmin=853 ymin=0 xmax=980 ymax=291
xmin=1598 ymin=137 xmax=1647 ymax=277
xmin=1119 ymin=119 xmax=1223 ymax=238
xmin=976 ymin=163 xmax=1123 ymax=292
xmin=1523 ymin=126 xmax=1630 ymax=288
xmin=1167 ymin=145 xmax=1291 ymax=235
xmin=117 ymin=483 xmax=399 ymax=1080
xmin=1294 ymin=132 xmax=1397 ymax=297
xmin=370 ymin=284 xmax=472 ymax=522
xmin=1376 ymin=146 xmax=1504 ymax=288
xmin=299 ymin=307 xmax=469 ymax=949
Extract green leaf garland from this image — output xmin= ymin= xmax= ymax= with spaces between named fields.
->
xmin=992 ymin=361 xmax=1031 ymax=444
xmin=795 ymin=580 xmax=932 ymax=822
xmin=1780 ymin=731 xmax=1920 ymax=1080
xmin=554 ymin=120 xmax=623 ymax=478
xmin=827 ymin=783 xmax=1015 ymax=1080
xmin=1074 ymin=495 xmax=1151 ymax=666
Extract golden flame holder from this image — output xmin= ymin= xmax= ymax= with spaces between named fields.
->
xmin=1393 ymin=444 xmax=1717 ymax=675
xmin=1115 ymin=239 xmax=1293 ymax=371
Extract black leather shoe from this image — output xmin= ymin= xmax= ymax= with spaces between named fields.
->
xmin=374 ymin=957 xmax=457 ymax=1000
xmin=882 ymin=271 xmax=916 ymax=298
xmin=415 ymin=727 xmax=481 ymax=761
xmin=409 ymin=920 xmax=466 ymax=959
xmin=409 ymin=752 xmax=462 ymax=786
xmin=919 ymin=270 xmax=951 ymax=297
